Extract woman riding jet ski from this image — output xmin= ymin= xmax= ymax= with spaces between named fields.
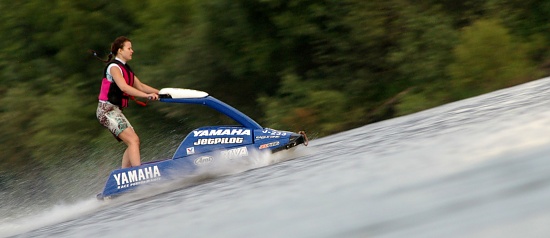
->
xmin=96 ymin=88 xmax=308 ymax=200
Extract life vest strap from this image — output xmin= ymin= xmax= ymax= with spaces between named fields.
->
xmin=130 ymin=96 xmax=148 ymax=107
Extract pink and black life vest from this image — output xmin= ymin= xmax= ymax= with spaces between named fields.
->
xmin=98 ymin=60 xmax=135 ymax=108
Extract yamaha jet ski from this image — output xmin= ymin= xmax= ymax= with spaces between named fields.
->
xmin=96 ymin=88 xmax=308 ymax=200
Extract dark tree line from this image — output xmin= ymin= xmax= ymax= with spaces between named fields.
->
xmin=1 ymin=0 xmax=550 ymax=170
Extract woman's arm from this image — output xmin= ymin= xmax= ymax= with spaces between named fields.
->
xmin=110 ymin=67 xmax=157 ymax=99
xmin=133 ymin=76 xmax=159 ymax=94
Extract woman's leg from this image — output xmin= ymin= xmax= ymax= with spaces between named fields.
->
xmin=118 ymin=127 xmax=141 ymax=168
xmin=121 ymin=148 xmax=131 ymax=168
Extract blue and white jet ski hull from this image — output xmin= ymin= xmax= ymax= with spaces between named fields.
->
xmin=96 ymin=89 xmax=307 ymax=200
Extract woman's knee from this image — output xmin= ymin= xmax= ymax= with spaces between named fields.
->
xmin=119 ymin=129 xmax=140 ymax=146
xmin=127 ymin=134 xmax=140 ymax=146
xmin=127 ymin=136 xmax=140 ymax=147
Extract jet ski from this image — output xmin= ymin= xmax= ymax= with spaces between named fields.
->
xmin=96 ymin=88 xmax=308 ymax=200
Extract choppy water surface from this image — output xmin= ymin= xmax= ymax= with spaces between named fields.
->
xmin=2 ymin=78 xmax=550 ymax=238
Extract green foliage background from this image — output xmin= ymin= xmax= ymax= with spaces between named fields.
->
xmin=1 ymin=0 xmax=550 ymax=172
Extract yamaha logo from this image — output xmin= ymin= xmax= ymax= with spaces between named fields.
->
xmin=193 ymin=129 xmax=251 ymax=137
xmin=113 ymin=165 xmax=162 ymax=189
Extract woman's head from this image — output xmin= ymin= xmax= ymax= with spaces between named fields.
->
xmin=90 ymin=36 xmax=133 ymax=63
xmin=111 ymin=36 xmax=133 ymax=61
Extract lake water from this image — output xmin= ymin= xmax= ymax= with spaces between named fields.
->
xmin=2 ymin=77 xmax=550 ymax=238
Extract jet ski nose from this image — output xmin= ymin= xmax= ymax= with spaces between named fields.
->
xmin=287 ymin=131 xmax=309 ymax=148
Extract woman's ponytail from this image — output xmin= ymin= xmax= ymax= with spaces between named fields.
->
xmin=89 ymin=49 xmax=113 ymax=63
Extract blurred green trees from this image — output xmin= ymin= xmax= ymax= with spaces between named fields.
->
xmin=0 ymin=0 xmax=548 ymax=169
xmin=448 ymin=19 xmax=538 ymax=98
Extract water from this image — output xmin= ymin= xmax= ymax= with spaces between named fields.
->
xmin=2 ymin=77 xmax=550 ymax=238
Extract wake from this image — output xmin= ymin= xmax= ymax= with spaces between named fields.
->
xmin=0 ymin=199 xmax=104 ymax=238
xmin=0 ymin=148 xmax=309 ymax=238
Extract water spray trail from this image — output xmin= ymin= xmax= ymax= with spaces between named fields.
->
xmin=0 ymin=199 xmax=105 ymax=238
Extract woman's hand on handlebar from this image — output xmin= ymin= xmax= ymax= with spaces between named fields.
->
xmin=146 ymin=93 xmax=159 ymax=101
